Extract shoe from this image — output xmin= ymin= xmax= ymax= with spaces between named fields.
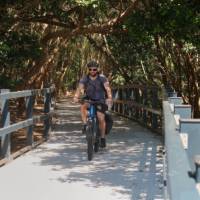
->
xmin=100 ymin=138 xmax=106 ymax=148
xmin=82 ymin=124 xmax=87 ymax=134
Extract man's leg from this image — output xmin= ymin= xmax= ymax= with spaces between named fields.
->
xmin=97 ymin=111 xmax=106 ymax=147
xmin=80 ymin=103 xmax=88 ymax=133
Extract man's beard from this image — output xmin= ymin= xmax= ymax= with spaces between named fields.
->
xmin=90 ymin=73 xmax=98 ymax=77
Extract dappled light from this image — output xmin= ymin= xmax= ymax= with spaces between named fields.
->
xmin=0 ymin=98 xmax=163 ymax=200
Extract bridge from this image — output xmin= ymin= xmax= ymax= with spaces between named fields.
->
xmin=0 ymin=86 xmax=200 ymax=200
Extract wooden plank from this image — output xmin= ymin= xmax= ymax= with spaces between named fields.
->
xmin=0 ymin=87 xmax=54 ymax=101
xmin=0 ymin=113 xmax=52 ymax=137
xmin=0 ymin=90 xmax=32 ymax=100
xmin=113 ymin=100 xmax=161 ymax=115
xmin=112 ymin=84 xmax=159 ymax=90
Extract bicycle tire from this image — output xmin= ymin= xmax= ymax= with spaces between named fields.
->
xmin=86 ymin=114 xmax=98 ymax=160
xmin=86 ymin=122 xmax=94 ymax=161
xmin=94 ymin=118 xmax=100 ymax=153
xmin=87 ymin=135 xmax=93 ymax=161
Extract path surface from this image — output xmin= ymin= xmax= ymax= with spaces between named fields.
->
xmin=0 ymin=98 xmax=164 ymax=200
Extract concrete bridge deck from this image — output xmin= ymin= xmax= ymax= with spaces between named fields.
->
xmin=0 ymin=98 xmax=164 ymax=200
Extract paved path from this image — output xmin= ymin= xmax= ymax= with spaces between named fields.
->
xmin=0 ymin=98 xmax=164 ymax=200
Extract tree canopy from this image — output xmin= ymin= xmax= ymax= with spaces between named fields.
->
xmin=0 ymin=0 xmax=200 ymax=115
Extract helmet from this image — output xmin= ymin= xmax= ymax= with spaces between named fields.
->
xmin=87 ymin=60 xmax=99 ymax=68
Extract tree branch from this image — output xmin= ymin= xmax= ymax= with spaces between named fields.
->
xmin=15 ymin=15 xmax=76 ymax=29
xmin=28 ymin=0 xmax=140 ymax=42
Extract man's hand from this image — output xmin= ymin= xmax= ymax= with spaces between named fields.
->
xmin=106 ymin=98 xmax=113 ymax=110
xmin=73 ymin=83 xmax=84 ymax=103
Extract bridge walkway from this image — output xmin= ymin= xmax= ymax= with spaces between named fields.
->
xmin=0 ymin=97 xmax=164 ymax=200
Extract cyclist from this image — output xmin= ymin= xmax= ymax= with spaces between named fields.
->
xmin=73 ymin=60 xmax=113 ymax=148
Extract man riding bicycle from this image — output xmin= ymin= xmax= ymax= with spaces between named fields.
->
xmin=73 ymin=60 xmax=113 ymax=148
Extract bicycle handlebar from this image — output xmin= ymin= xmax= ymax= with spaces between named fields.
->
xmin=73 ymin=98 xmax=112 ymax=111
xmin=73 ymin=97 xmax=104 ymax=104
xmin=82 ymin=99 xmax=105 ymax=104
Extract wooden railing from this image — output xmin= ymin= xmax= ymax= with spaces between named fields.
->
xmin=111 ymin=84 xmax=162 ymax=133
xmin=0 ymin=87 xmax=55 ymax=165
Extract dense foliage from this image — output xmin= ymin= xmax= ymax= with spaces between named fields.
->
xmin=0 ymin=0 xmax=199 ymax=115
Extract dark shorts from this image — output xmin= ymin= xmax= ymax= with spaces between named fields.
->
xmin=96 ymin=103 xmax=108 ymax=113
xmin=82 ymin=97 xmax=108 ymax=113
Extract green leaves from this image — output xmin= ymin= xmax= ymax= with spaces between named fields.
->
xmin=0 ymin=31 xmax=42 ymax=69
xmin=75 ymin=0 xmax=98 ymax=6
xmin=0 ymin=0 xmax=199 ymax=91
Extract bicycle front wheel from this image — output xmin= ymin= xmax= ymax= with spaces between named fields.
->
xmin=87 ymin=134 xmax=93 ymax=161
xmin=86 ymin=123 xmax=94 ymax=161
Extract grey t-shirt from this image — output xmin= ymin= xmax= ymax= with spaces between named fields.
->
xmin=80 ymin=74 xmax=107 ymax=100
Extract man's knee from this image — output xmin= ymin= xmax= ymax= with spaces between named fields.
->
xmin=97 ymin=112 xmax=105 ymax=123
xmin=81 ymin=103 xmax=88 ymax=112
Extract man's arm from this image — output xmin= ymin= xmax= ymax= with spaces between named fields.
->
xmin=104 ymin=81 xmax=112 ymax=100
xmin=73 ymin=83 xmax=85 ymax=102
xmin=104 ymin=81 xmax=113 ymax=110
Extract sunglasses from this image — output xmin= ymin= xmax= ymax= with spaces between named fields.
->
xmin=89 ymin=68 xmax=97 ymax=71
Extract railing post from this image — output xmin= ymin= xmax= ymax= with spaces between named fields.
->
xmin=123 ymin=89 xmax=129 ymax=116
xmin=165 ymin=85 xmax=176 ymax=97
xmin=139 ymin=89 xmax=142 ymax=118
xmin=134 ymin=87 xmax=139 ymax=119
xmin=0 ymin=89 xmax=11 ymax=159
xmin=130 ymin=88 xmax=134 ymax=118
xmin=26 ymin=95 xmax=35 ymax=146
xmin=142 ymin=87 xmax=147 ymax=125
xmin=119 ymin=88 xmax=123 ymax=114
xmin=169 ymin=97 xmax=182 ymax=105
xmin=152 ymin=88 xmax=158 ymax=129
xmin=121 ymin=89 xmax=125 ymax=115
xmin=174 ymin=105 xmax=191 ymax=118
xmin=163 ymin=100 xmax=200 ymax=199
xmin=127 ymin=88 xmax=132 ymax=117
xmin=50 ymin=86 xmax=55 ymax=110
xmin=43 ymin=91 xmax=51 ymax=139
xmin=179 ymin=119 xmax=200 ymax=171
xmin=112 ymin=89 xmax=118 ymax=112
xmin=194 ymin=155 xmax=200 ymax=183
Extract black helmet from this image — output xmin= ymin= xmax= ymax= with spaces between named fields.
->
xmin=87 ymin=60 xmax=99 ymax=68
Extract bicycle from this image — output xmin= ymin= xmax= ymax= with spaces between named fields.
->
xmin=84 ymin=99 xmax=103 ymax=161
xmin=74 ymin=98 xmax=112 ymax=161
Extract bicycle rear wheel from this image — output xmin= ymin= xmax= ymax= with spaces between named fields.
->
xmin=94 ymin=126 xmax=100 ymax=153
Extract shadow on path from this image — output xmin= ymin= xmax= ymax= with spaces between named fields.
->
xmin=34 ymin=98 xmax=164 ymax=200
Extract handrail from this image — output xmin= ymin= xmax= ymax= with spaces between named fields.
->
xmin=113 ymin=99 xmax=161 ymax=115
xmin=111 ymin=85 xmax=162 ymax=133
xmin=112 ymin=84 xmax=159 ymax=90
xmin=163 ymin=89 xmax=200 ymax=199
xmin=0 ymin=87 xmax=54 ymax=100
xmin=0 ymin=114 xmax=51 ymax=137
xmin=163 ymin=101 xmax=199 ymax=199
xmin=0 ymin=87 xmax=55 ymax=164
